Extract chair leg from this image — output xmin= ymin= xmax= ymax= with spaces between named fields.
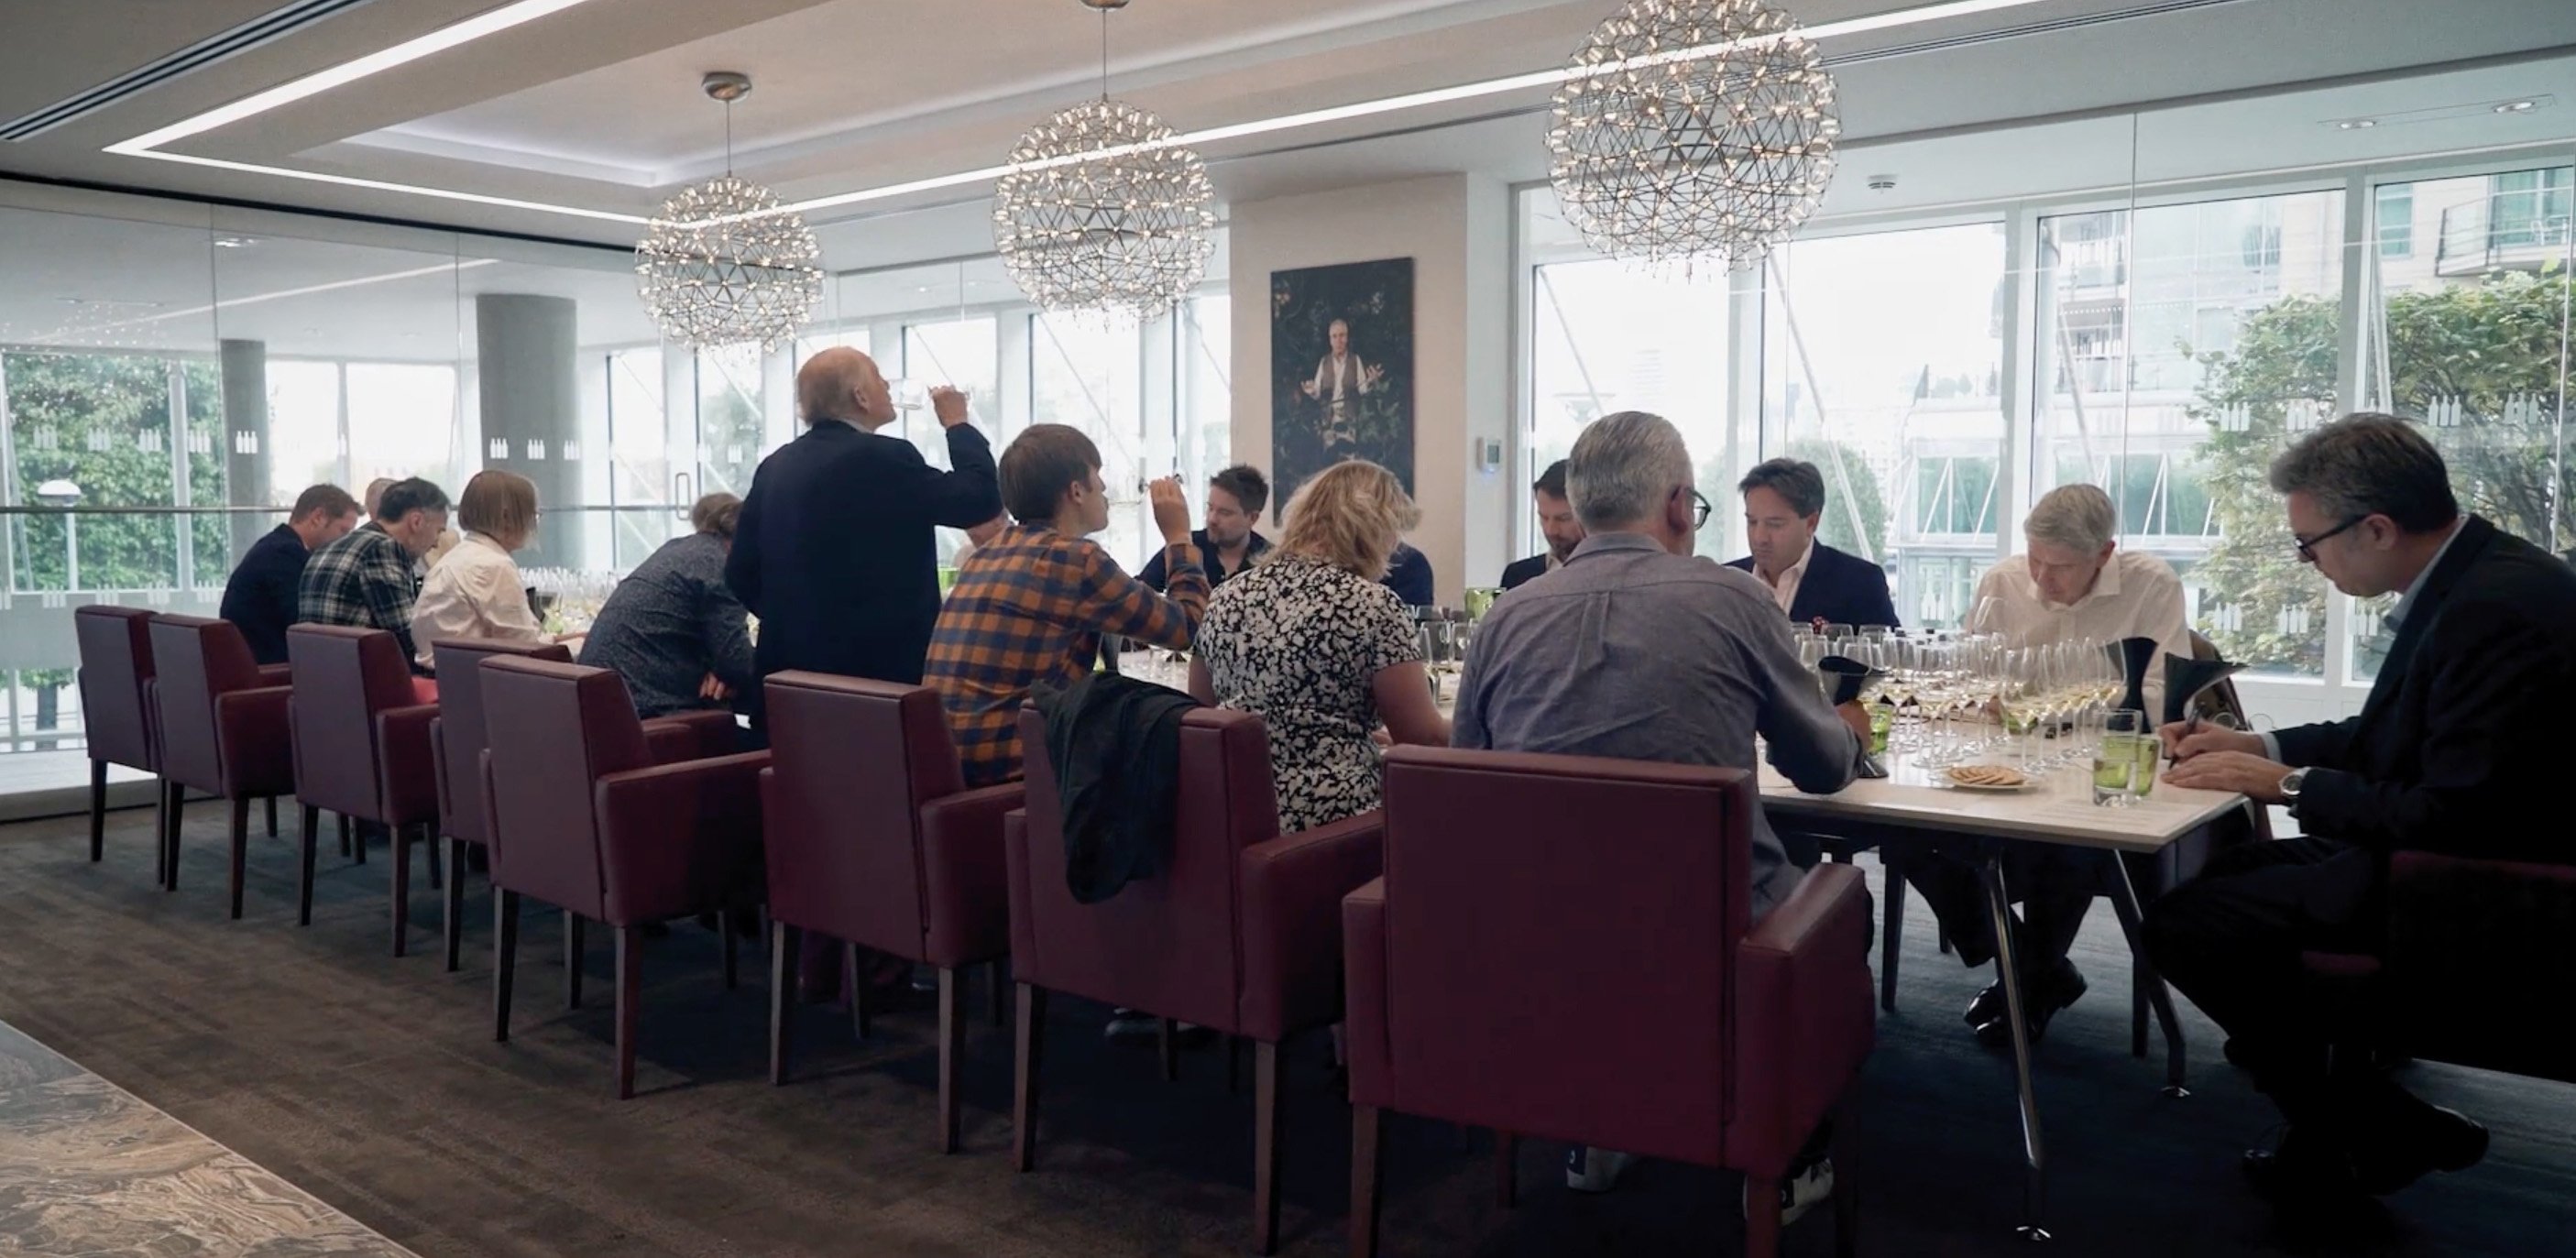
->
xmin=338 ymin=813 xmax=353 ymax=859
xmin=1936 ymin=925 xmax=1953 ymax=956
xmin=297 ymin=804 xmax=320 ymax=926
xmin=265 ymin=795 xmax=278 ymax=838
xmin=1880 ymin=854 xmax=1909 ymax=1014
xmin=424 ymin=830 xmax=444 ymax=892
xmin=988 ymin=959 xmax=1009 ymax=1028
xmin=1744 ymin=1171 xmax=1783 ymax=1257
xmin=847 ymin=942 xmax=870 ymax=1041
xmin=770 ymin=922 xmax=800 ymax=1086
xmin=1495 ymin=1130 xmax=1518 ymax=1208
xmin=1013 ymin=982 xmax=1047 ymax=1172
xmin=152 ymin=776 xmax=170 ymax=889
xmin=226 ymin=796 xmax=249 ymax=921
xmin=719 ymin=911 xmax=740 ymax=990
xmin=164 ymin=780 xmax=186 ymax=892
xmin=938 ymin=966 xmax=966 ymax=1154
xmin=1831 ymin=1099 xmax=1860 ymax=1258
xmin=1350 ymin=1103 xmax=1385 ymax=1258
xmin=1159 ymin=1017 xmax=1180 ymax=1083
xmin=492 ymin=888 xmax=521 ymax=1043
xmin=1255 ymin=1039 xmax=1283 ymax=1254
xmin=87 ymin=760 xmax=106 ymax=862
xmin=390 ymin=824 xmax=412 ymax=957
xmin=614 ymin=924 xmax=641 ymax=1100
xmin=565 ymin=912 xmax=586 ymax=1010
xmin=2132 ymin=955 xmax=2152 ymax=1059
xmin=444 ymin=839 xmax=466 ymax=973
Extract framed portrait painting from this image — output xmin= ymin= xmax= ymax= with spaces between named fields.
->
xmin=1270 ymin=257 xmax=1414 ymax=509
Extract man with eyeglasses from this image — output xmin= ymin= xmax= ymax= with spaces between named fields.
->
xmin=2149 ymin=412 xmax=2576 ymax=1208
xmin=1452 ymin=410 xmax=1870 ymax=1214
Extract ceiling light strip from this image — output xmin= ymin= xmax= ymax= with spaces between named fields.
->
xmin=126 ymin=148 xmax=650 ymax=224
xmin=110 ymin=0 xmax=606 ymax=155
xmin=28 ymin=257 xmax=499 ymax=345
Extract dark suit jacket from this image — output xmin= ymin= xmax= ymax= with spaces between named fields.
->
xmin=1724 ymin=541 xmax=1899 ymax=629
xmin=2273 ymin=516 xmax=2576 ymax=861
xmin=219 ymin=523 xmax=310 ymax=665
xmin=1383 ymin=542 xmax=1434 ymax=607
xmin=1500 ymin=553 xmax=1549 ymax=591
xmin=726 ymin=421 xmax=1000 ymax=700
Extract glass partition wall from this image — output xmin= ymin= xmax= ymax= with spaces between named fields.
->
xmin=1518 ymin=115 xmax=2573 ymax=732
xmin=0 ymin=186 xmax=1229 ymax=792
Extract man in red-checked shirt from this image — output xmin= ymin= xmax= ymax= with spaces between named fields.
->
xmin=926 ymin=424 xmax=1208 ymax=787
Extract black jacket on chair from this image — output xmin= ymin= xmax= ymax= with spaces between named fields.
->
xmin=2274 ymin=515 xmax=2576 ymax=862
xmin=1035 ymin=673 xmax=1200 ymax=904
xmin=1724 ymin=541 xmax=1899 ymax=629
xmin=726 ymin=421 xmax=1000 ymax=706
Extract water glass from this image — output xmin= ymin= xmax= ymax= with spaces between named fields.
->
xmin=2094 ymin=709 xmax=2150 ymax=806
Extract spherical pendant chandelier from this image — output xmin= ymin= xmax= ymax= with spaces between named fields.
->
xmin=992 ymin=0 xmax=1214 ymax=322
xmin=1546 ymin=0 xmax=1840 ymax=273
xmin=636 ymin=72 xmax=824 ymax=349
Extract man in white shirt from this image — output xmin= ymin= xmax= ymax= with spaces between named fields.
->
xmin=1300 ymin=319 xmax=1382 ymax=448
xmin=1909 ymin=483 xmax=2189 ymax=1050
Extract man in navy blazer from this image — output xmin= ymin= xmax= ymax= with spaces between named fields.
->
xmin=1724 ymin=457 xmax=1898 ymax=629
xmin=1499 ymin=459 xmax=1584 ymax=591
xmin=727 ymin=347 xmax=1002 ymax=710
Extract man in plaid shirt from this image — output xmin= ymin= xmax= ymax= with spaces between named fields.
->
xmin=926 ymin=425 xmax=1208 ymax=787
xmin=298 ymin=476 xmax=450 ymax=676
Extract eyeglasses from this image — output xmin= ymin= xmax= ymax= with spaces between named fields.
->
xmin=1690 ymin=489 xmax=1713 ymax=531
xmin=2293 ymin=515 xmax=2367 ymax=563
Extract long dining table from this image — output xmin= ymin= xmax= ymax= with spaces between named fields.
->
xmin=1759 ymin=746 xmax=2252 ymax=1242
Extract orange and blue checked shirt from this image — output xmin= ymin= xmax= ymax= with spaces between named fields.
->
xmin=925 ymin=525 xmax=1209 ymax=787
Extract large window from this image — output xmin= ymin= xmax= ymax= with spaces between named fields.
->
xmin=2037 ymin=190 xmax=2347 ymax=677
xmin=1765 ymin=223 xmax=2008 ymax=628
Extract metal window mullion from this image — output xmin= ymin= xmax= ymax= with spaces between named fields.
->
xmin=2323 ymin=170 xmax=2372 ymax=695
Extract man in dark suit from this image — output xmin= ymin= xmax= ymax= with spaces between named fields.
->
xmin=220 ymin=484 xmax=359 ymax=664
xmin=1500 ymin=459 xmax=1584 ymax=591
xmin=2150 ymin=413 xmax=2576 ymax=1206
xmin=727 ymin=347 xmax=1002 ymax=706
xmin=1383 ymin=541 xmax=1434 ymax=607
xmin=1724 ymin=457 xmax=1897 ymax=629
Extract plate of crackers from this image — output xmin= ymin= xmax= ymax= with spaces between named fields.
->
xmin=1940 ymin=763 xmax=2035 ymax=793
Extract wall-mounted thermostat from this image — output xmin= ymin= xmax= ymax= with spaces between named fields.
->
xmin=1474 ymin=437 xmax=1505 ymax=472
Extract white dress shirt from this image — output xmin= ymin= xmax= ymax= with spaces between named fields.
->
xmin=1970 ymin=548 xmax=2189 ymax=714
xmin=412 ymin=532 xmax=544 ymax=672
xmin=1756 ymin=539 xmax=1814 ymax=616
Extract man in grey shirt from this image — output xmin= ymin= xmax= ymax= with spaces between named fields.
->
xmin=1452 ymin=410 xmax=1870 ymax=1209
xmin=1453 ymin=411 xmax=1869 ymax=921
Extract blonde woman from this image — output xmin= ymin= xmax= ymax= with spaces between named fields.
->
xmin=411 ymin=470 xmax=565 ymax=673
xmin=1189 ymin=460 xmax=1449 ymax=832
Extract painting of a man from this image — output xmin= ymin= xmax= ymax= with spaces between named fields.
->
xmin=1272 ymin=257 xmax=1413 ymax=509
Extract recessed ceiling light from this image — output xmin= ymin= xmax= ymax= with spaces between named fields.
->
xmin=212 ymin=235 xmax=258 ymax=248
xmin=2336 ymin=118 xmax=2377 ymax=130
xmin=2496 ymin=100 xmax=2538 ymax=114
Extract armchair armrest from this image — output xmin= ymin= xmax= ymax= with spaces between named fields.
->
xmin=1729 ymin=862 xmax=1874 ymax=1176
xmin=919 ymin=782 xmax=1024 ymax=967
xmin=257 ymin=662 xmax=294 ymax=687
xmin=374 ymin=702 xmax=442 ymax=826
xmin=213 ymin=684 xmax=297 ymax=796
xmin=430 ymin=717 xmax=454 ymax=833
xmin=1237 ymin=809 xmax=1385 ymax=1042
xmin=641 ymin=709 xmax=739 ymax=764
xmin=593 ymin=750 xmax=772 ymax=922
xmin=1340 ymin=877 xmax=1392 ymax=1103
xmin=2379 ymin=851 xmax=2576 ymax=1081
xmin=1003 ymin=808 xmax=1037 ymax=965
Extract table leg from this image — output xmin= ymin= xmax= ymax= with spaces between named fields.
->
xmin=2107 ymin=852 xmax=2190 ymax=1098
xmin=1980 ymin=852 xmax=2050 ymax=1243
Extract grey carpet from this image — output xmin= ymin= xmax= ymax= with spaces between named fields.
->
xmin=0 ymin=802 xmax=2567 ymax=1257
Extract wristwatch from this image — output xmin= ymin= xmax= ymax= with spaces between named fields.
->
xmin=2278 ymin=766 xmax=2311 ymax=811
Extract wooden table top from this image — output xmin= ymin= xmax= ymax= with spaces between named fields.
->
xmin=1758 ymin=748 xmax=2247 ymax=854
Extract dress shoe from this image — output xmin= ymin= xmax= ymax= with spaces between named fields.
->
xmin=2348 ymin=1097 xmax=2488 ymax=1195
xmin=1973 ymin=960 xmax=2087 ymax=1050
xmin=2243 ymin=1128 xmax=2364 ymax=1206
xmin=1962 ymin=982 xmax=2007 ymax=1030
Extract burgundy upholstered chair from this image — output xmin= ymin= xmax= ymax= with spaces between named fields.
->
xmin=1005 ymin=704 xmax=1382 ymax=1253
xmin=1343 ymin=747 xmax=1873 ymax=1258
xmin=2305 ymin=851 xmax=2576 ymax=1085
xmin=286 ymin=625 xmax=443 ymax=950
xmin=479 ymin=655 xmax=768 ymax=1099
xmin=148 ymin=615 xmax=296 ymax=919
xmin=73 ymin=606 xmax=161 ymax=877
xmin=432 ymin=637 xmax=738 ymax=978
xmin=760 ymin=672 xmax=1022 ymax=1152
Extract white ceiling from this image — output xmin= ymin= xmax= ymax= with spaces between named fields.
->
xmin=0 ymin=0 xmax=2571 ymax=362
